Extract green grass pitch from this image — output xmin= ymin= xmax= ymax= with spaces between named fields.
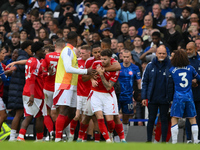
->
xmin=1 ymin=142 xmax=200 ymax=150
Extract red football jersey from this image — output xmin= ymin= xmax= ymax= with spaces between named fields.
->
xmin=0 ymin=63 xmax=8 ymax=98
xmin=91 ymin=60 xmax=119 ymax=93
xmin=77 ymin=58 xmax=91 ymax=96
xmin=42 ymin=52 xmax=60 ymax=92
xmin=23 ymin=57 xmax=44 ymax=99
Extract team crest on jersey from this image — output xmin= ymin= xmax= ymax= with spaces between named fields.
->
xmin=129 ymin=71 xmax=133 ymax=75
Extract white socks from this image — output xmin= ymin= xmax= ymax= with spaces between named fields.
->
xmin=171 ymin=124 xmax=178 ymax=144
xmin=191 ymin=124 xmax=199 ymax=144
xmin=123 ymin=124 xmax=129 ymax=139
xmin=9 ymin=129 xmax=17 ymax=141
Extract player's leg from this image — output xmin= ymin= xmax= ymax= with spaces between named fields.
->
xmin=17 ymin=115 xmax=33 ymax=141
xmin=92 ymin=115 xmax=100 ymax=142
xmin=95 ymin=111 xmax=111 ymax=142
xmin=9 ymin=109 xmax=24 ymax=141
xmin=0 ymin=98 xmax=7 ymax=131
xmin=185 ymin=119 xmax=192 ymax=143
xmin=43 ymin=90 xmax=54 ymax=140
xmin=188 ymin=117 xmax=199 ymax=143
xmin=147 ymin=103 xmax=159 ymax=142
xmin=35 ymin=115 xmax=44 ymax=141
xmin=113 ymin=115 xmax=126 ymax=142
xmin=159 ymin=104 xmax=170 ymax=142
xmin=171 ymin=117 xmax=179 ymax=144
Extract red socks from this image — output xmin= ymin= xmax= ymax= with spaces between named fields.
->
xmin=94 ymin=131 xmax=100 ymax=141
xmin=64 ymin=116 xmax=72 ymax=129
xmin=78 ymin=123 xmax=89 ymax=139
xmin=44 ymin=115 xmax=54 ymax=133
xmin=70 ymin=120 xmax=78 ymax=135
xmin=115 ymin=123 xmax=125 ymax=140
xmin=107 ymin=120 xmax=115 ymax=133
xmin=56 ymin=114 xmax=66 ymax=138
xmin=97 ymin=119 xmax=109 ymax=140
xmin=19 ymin=128 xmax=26 ymax=136
xmin=36 ymin=132 xmax=43 ymax=140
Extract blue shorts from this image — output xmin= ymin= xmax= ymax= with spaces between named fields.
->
xmin=118 ymin=99 xmax=134 ymax=115
xmin=170 ymin=91 xmax=196 ymax=118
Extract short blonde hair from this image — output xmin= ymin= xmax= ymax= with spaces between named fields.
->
xmin=188 ymin=25 xmax=198 ymax=33
xmin=135 ymin=6 xmax=145 ymax=13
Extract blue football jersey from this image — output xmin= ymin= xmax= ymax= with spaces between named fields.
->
xmin=169 ymin=65 xmax=200 ymax=93
xmin=118 ymin=63 xmax=141 ymax=101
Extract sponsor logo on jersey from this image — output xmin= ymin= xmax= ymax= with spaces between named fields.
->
xmin=129 ymin=71 xmax=133 ymax=75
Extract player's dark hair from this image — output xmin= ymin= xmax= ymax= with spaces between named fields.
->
xmin=21 ymin=40 xmax=33 ymax=50
xmin=100 ymin=49 xmax=113 ymax=57
xmin=43 ymin=44 xmax=55 ymax=52
xmin=92 ymin=44 xmax=101 ymax=50
xmin=171 ymin=49 xmax=190 ymax=67
xmin=102 ymin=38 xmax=111 ymax=46
xmin=152 ymin=31 xmax=161 ymax=38
xmin=67 ymin=31 xmax=78 ymax=40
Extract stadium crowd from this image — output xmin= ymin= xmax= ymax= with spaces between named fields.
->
xmin=0 ymin=0 xmax=200 ymax=144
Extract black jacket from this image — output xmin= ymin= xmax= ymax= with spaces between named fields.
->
xmin=7 ymin=49 xmax=30 ymax=109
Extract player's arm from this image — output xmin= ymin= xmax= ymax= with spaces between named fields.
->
xmin=104 ymin=61 xmax=121 ymax=72
xmin=6 ymin=59 xmax=27 ymax=69
xmin=62 ymin=48 xmax=89 ymax=75
xmin=0 ymin=63 xmax=10 ymax=85
xmin=97 ymin=65 xmax=115 ymax=91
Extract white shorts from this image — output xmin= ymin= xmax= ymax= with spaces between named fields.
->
xmin=23 ymin=96 xmax=47 ymax=118
xmin=43 ymin=89 xmax=53 ymax=109
xmin=0 ymin=97 xmax=6 ymax=111
xmin=91 ymin=90 xmax=119 ymax=115
xmin=53 ymin=89 xmax=77 ymax=108
xmin=84 ymin=94 xmax=94 ymax=116
xmin=77 ymin=95 xmax=87 ymax=113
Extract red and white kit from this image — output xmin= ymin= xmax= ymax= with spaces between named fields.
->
xmin=42 ymin=52 xmax=60 ymax=108
xmin=90 ymin=60 xmax=119 ymax=115
xmin=23 ymin=57 xmax=46 ymax=117
xmin=77 ymin=57 xmax=91 ymax=113
xmin=0 ymin=63 xmax=7 ymax=111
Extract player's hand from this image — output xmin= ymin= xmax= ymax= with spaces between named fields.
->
xmin=192 ymin=79 xmax=198 ymax=87
xmin=27 ymin=95 xmax=34 ymax=107
xmin=96 ymin=65 xmax=105 ymax=75
xmin=142 ymin=99 xmax=147 ymax=106
xmin=48 ymin=65 xmax=54 ymax=75
xmin=91 ymin=79 xmax=98 ymax=87
xmin=6 ymin=62 xmax=16 ymax=69
xmin=87 ymin=68 xmax=96 ymax=75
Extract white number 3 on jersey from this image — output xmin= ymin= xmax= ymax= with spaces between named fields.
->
xmin=178 ymin=72 xmax=188 ymax=88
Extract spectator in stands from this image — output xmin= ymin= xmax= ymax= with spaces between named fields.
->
xmin=177 ymin=6 xmax=191 ymax=28
xmin=62 ymin=26 xmax=71 ymax=42
xmin=29 ymin=19 xmax=42 ymax=40
xmin=38 ymin=27 xmax=49 ymax=42
xmin=138 ymin=0 xmax=152 ymax=16
xmin=128 ymin=6 xmax=145 ymax=30
xmin=4 ymin=13 xmax=16 ymax=33
xmin=117 ymin=0 xmax=136 ymax=23
xmin=98 ymin=0 xmax=117 ymax=17
xmin=142 ymin=45 xmax=173 ymax=142
xmin=138 ymin=15 xmax=153 ymax=39
xmin=29 ymin=0 xmax=53 ymax=14
xmin=1 ymin=11 xmax=9 ymax=24
xmin=0 ymin=0 xmax=22 ymax=14
xmin=128 ymin=26 xmax=138 ymax=43
xmin=195 ymin=37 xmax=200 ymax=54
xmin=92 ymin=32 xmax=101 ymax=44
xmin=160 ymin=0 xmax=172 ymax=16
xmin=48 ymin=19 xmax=60 ymax=39
xmin=131 ymin=35 xmax=144 ymax=65
xmin=15 ymin=4 xmax=26 ymax=24
xmin=152 ymin=4 xmax=165 ymax=25
xmin=111 ymin=38 xmax=119 ymax=57
xmin=41 ymin=11 xmax=53 ymax=27
xmin=20 ymin=29 xmax=28 ymax=44
xmin=117 ymin=22 xmax=130 ymax=43
xmin=10 ymin=32 xmax=20 ymax=51
xmin=172 ymin=0 xmax=188 ymax=18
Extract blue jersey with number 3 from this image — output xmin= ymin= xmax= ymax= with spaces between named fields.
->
xmin=169 ymin=65 xmax=200 ymax=93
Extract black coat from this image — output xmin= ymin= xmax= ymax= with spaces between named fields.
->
xmin=7 ymin=49 xmax=30 ymax=109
